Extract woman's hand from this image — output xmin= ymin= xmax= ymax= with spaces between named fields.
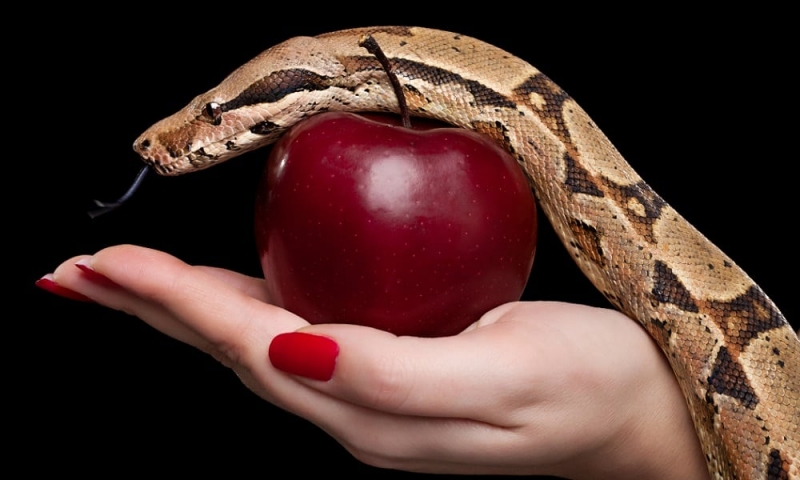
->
xmin=43 ymin=244 xmax=708 ymax=479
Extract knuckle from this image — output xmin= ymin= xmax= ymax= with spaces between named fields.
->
xmin=202 ymin=336 xmax=246 ymax=369
xmin=359 ymin=354 xmax=414 ymax=411
xmin=200 ymin=307 xmax=260 ymax=370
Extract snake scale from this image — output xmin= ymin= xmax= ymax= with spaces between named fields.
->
xmin=132 ymin=27 xmax=799 ymax=479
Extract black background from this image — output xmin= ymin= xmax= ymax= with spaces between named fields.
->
xmin=18 ymin=8 xmax=796 ymax=477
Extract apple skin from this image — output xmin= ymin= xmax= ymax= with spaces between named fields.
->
xmin=255 ymin=112 xmax=537 ymax=337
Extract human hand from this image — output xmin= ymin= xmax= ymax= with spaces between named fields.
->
xmin=41 ymin=244 xmax=708 ymax=479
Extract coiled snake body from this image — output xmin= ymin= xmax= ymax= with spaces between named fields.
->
xmin=133 ymin=27 xmax=799 ymax=479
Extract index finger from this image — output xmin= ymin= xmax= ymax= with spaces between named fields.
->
xmin=63 ymin=245 xmax=307 ymax=364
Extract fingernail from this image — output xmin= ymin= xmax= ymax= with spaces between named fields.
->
xmin=75 ymin=259 xmax=118 ymax=288
xmin=269 ymin=332 xmax=339 ymax=381
xmin=35 ymin=274 xmax=94 ymax=302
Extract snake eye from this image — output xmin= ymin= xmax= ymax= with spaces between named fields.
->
xmin=205 ymin=102 xmax=223 ymax=125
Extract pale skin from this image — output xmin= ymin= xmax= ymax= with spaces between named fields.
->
xmin=48 ymin=244 xmax=709 ymax=479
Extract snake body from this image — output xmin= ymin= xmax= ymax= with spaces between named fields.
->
xmin=133 ymin=27 xmax=799 ymax=479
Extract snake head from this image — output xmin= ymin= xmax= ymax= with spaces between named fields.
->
xmin=132 ymin=86 xmax=295 ymax=176
xmin=132 ymin=34 xmax=365 ymax=175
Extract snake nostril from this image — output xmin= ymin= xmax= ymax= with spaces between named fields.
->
xmin=140 ymin=139 xmax=151 ymax=149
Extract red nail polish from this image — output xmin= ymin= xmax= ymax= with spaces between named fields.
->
xmin=269 ymin=332 xmax=339 ymax=381
xmin=75 ymin=261 xmax=118 ymax=288
xmin=35 ymin=275 xmax=94 ymax=302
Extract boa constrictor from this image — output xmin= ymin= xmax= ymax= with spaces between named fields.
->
xmin=132 ymin=27 xmax=799 ymax=479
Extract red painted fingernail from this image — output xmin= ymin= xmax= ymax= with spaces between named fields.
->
xmin=75 ymin=260 xmax=118 ymax=288
xmin=35 ymin=274 xmax=94 ymax=302
xmin=269 ymin=332 xmax=339 ymax=381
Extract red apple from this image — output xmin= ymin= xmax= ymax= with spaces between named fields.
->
xmin=254 ymin=112 xmax=537 ymax=337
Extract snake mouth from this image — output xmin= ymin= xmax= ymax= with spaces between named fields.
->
xmin=147 ymin=156 xmax=195 ymax=176
xmin=136 ymin=149 xmax=224 ymax=176
xmin=133 ymin=147 xmax=188 ymax=176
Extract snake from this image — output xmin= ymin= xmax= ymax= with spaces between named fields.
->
xmin=132 ymin=27 xmax=799 ymax=479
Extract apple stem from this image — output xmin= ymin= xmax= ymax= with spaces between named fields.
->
xmin=359 ymin=35 xmax=412 ymax=129
xmin=88 ymin=166 xmax=150 ymax=218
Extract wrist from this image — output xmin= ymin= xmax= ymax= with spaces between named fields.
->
xmin=559 ymin=320 xmax=709 ymax=480
xmin=586 ymin=338 xmax=709 ymax=480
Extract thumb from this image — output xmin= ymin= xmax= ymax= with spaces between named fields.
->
xmin=267 ymin=302 xmax=565 ymax=425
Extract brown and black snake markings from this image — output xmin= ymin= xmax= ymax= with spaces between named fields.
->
xmin=132 ymin=27 xmax=799 ymax=479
